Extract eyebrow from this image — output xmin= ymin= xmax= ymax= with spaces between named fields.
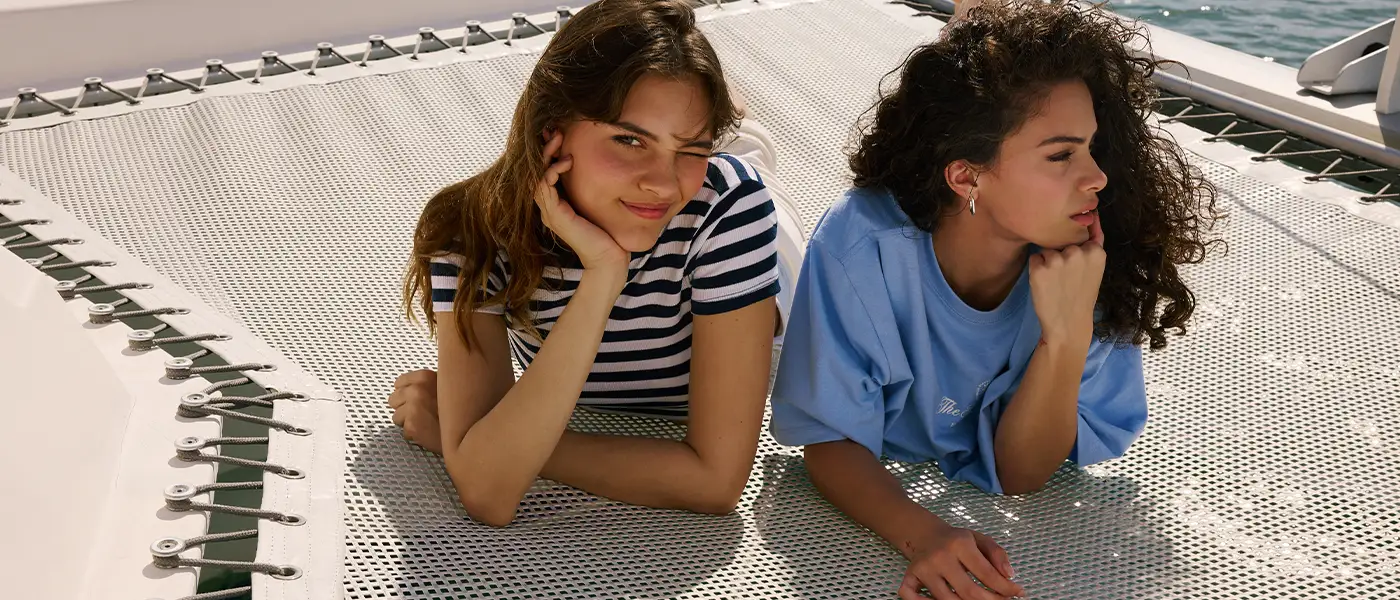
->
xmin=1037 ymin=134 xmax=1096 ymax=147
xmin=613 ymin=121 xmax=715 ymax=151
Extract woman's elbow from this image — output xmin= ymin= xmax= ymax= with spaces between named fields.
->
xmin=446 ymin=454 xmax=521 ymax=527
xmin=690 ymin=487 xmax=743 ymax=515
xmin=455 ymin=481 xmax=520 ymax=527
xmin=997 ymin=472 xmax=1053 ymax=497
xmin=685 ymin=470 xmax=748 ymax=515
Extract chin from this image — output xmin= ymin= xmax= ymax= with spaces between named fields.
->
xmin=610 ymin=228 xmax=665 ymax=253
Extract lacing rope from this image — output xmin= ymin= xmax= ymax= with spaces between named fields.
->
xmin=178 ymin=393 xmax=308 ymax=434
xmin=176 ymin=586 xmax=255 ymax=600
xmin=150 ymin=530 xmax=299 ymax=577
xmin=0 ymin=203 xmax=315 ymax=592
xmin=0 ymin=217 xmax=49 ymax=228
xmin=174 ymin=436 xmax=305 ymax=479
xmin=29 ymin=250 xmax=114 ymax=271
xmin=1 ymin=9 xmax=571 ymax=126
xmin=87 ymin=297 xmax=187 ymax=323
xmin=164 ymin=481 xmax=304 ymax=524
xmin=125 ymin=323 xmax=232 ymax=351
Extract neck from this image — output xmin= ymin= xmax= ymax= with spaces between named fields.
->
xmin=931 ymin=210 xmax=1028 ymax=311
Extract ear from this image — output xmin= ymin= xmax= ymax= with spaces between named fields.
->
xmin=944 ymin=159 xmax=980 ymax=199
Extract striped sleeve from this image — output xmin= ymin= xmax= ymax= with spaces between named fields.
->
xmin=429 ymin=253 xmax=508 ymax=315
xmin=689 ymin=154 xmax=781 ymax=316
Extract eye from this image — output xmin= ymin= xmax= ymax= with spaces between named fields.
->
xmin=1049 ymin=150 xmax=1073 ymax=162
xmin=613 ymin=135 xmax=644 ymax=149
xmin=681 ymin=151 xmax=712 ymax=160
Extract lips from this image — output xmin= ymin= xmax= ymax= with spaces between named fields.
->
xmin=622 ymin=200 xmax=671 ymax=220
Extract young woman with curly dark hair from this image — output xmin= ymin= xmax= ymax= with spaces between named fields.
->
xmin=769 ymin=1 xmax=1219 ymax=597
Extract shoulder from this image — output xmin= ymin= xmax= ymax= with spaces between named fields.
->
xmin=681 ymin=153 xmax=775 ymax=233
xmin=808 ymin=186 xmax=920 ymax=262
xmin=705 ymin=153 xmax=764 ymax=192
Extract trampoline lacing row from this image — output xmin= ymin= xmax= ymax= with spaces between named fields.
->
xmin=885 ymin=5 xmax=1400 ymax=206
xmin=0 ymin=198 xmax=313 ymax=598
xmin=0 ymin=5 xmax=585 ymax=127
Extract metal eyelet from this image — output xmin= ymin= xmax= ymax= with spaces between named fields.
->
xmin=270 ymin=566 xmax=302 ymax=580
xmin=55 ymin=280 xmax=78 ymax=299
xmin=163 ymin=484 xmax=199 ymax=502
xmin=127 ymin=330 xmax=156 ymax=351
xmin=278 ymin=468 xmax=306 ymax=480
xmin=278 ymin=513 xmax=306 ymax=526
xmin=164 ymin=357 xmax=195 ymax=379
xmin=88 ymin=303 xmax=116 ymax=323
xmin=149 ymin=537 xmax=186 ymax=559
xmin=284 ymin=426 xmax=312 ymax=437
xmin=180 ymin=393 xmax=209 ymax=408
xmin=174 ymin=436 xmax=204 ymax=452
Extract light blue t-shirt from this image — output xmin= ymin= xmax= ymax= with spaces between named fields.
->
xmin=769 ymin=186 xmax=1148 ymax=494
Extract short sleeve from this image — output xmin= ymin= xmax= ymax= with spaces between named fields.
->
xmin=429 ymin=253 xmax=507 ymax=315
xmin=769 ymin=243 xmax=889 ymax=459
xmin=689 ymin=155 xmax=781 ymax=316
xmin=1069 ymin=340 xmax=1149 ymax=466
xmin=954 ymin=325 xmax=1148 ymax=495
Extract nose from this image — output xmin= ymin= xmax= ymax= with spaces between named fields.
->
xmin=637 ymin=156 xmax=684 ymax=202
xmin=1083 ymin=156 xmax=1108 ymax=194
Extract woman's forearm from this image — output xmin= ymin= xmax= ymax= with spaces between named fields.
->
xmin=805 ymin=440 xmax=950 ymax=559
xmin=540 ymin=430 xmax=738 ymax=514
xmin=992 ymin=339 xmax=1090 ymax=495
xmin=444 ymin=269 xmax=625 ymax=525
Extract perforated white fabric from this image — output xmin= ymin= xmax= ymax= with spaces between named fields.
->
xmin=2 ymin=0 xmax=1398 ymax=597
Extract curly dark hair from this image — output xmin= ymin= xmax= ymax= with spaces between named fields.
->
xmin=849 ymin=0 xmax=1222 ymax=349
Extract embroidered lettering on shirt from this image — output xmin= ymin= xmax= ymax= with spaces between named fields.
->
xmin=938 ymin=397 xmax=964 ymax=418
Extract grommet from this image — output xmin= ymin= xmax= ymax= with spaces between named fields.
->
xmin=88 ymin=303 xmax=116 ymax=323
xmin=174 ymin=436 xmax=204 ymax=452
xmin=284 ymin=426 xmax=312 ymax=436
xmin=179 ymin=393 xmax=209 ymax=408
xmin=164 ymin=357 xmax=194 ymax=380
xmin=163 ymin=484 xmax=198 ymax=502
xmin=55 ymin=280 xmax=78 ymax=299
xmin=271 ymin=566 xmax=302 ymax=580
xmin=127 ymin=329 xmax=156 ymax=351
xmin=278 ymin=513 xmax=306 ymax=526
xmin=149 ymin=537 xmax=186 ymax=558
xmin=278 ymin=468 xmax=306 ymax=480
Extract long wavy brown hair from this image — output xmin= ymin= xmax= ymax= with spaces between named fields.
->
xmin=403 ymin=0 xmax=739 ymax=348
xmin=849 ymin=0 xmax=1223 ymax=349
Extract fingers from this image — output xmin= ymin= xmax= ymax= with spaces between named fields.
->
xmin=899 ymin=572 xmax=925 ymax=600
xmin=1087 ymin=209 xmax=1105 ymax=248
xmin=390 ymin=407 xmax=406 ymax=427
xmin=973 ymin=531 xmax=1016 ymax=581
xmin=969 ymin=533 xmax=1024 ymax=598
xmin=945 ymin=570 xmax=1003 ymax=600
xmin=925 ymin=577 xmax=960 ymax=600
xmin=543 ymin=154 xmax=573 ymax=187
xmin=394 ymin=369 xmax=436 ymax=390
xmin=541 ymin=130 xmax=564 ymax=166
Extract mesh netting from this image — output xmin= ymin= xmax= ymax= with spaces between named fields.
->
xmin=1 ymin=0 xmax=1398 ymax=597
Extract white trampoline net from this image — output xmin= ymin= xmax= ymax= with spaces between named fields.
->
xmin=2 ymin=0 xmax=1398 ymax=597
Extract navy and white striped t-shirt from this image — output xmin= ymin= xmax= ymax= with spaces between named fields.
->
xmin=430 ymin=153 xmax=780 ymax=419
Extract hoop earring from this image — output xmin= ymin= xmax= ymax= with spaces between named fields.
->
xmin=968 ymin=191 xmax=977 ymax=216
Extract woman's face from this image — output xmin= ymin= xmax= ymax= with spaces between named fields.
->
xmin=555 ymin=74 xmax=716 ymax=253
xmin=973 ymin=79 xmax=1109 ymax=250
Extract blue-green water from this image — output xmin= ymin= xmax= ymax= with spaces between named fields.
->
xmin=1109 ymin=0 xmax=1394 ymax=67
